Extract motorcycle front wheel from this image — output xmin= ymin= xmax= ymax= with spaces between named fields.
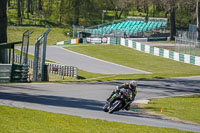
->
xmin=108 ymin=100 xmax=122 ymax=114
xmin=103 ymin=104 xmax=109 ymax=112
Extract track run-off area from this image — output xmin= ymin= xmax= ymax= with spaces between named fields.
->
xmin=0 ymin=77 xmax=200 ymax=132
xmin=7 ymin=46 xmax=200 ymax=132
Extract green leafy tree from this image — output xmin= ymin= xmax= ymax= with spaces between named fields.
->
xmin=108 ymin=0 xmax=134 ymax=19
xmin=160 ymin=0 xmax=180 ymax=40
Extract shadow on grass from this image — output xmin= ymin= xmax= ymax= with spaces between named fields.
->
xmin=114 ymin=111 xmax=169 ymax=121
xmin=77 ymin=76 xmax=86 ymax=80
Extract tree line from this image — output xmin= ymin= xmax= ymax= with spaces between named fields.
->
xmin=1 ymin=0 xmax=200 ymax=40
xmin=5 ymin=0 xmax=197 ymax=26
xmin=1 ymin=0 xmax=200 ymax=63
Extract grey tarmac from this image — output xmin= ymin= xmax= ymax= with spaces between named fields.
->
xmin=0 ymin=77 xmax=200 ymax=132
xmin=24 ymin=46 xmax=150 ymax=74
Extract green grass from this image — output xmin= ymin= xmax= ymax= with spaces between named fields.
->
xmin=144 ymin=95 xmax=200 ymax=124
xmin=14 ymin=49 xmax=56 ymax=63
xmin=0 ymin=105 xmax=193 ymax=133
xmin=65 ymin=45 xmax=200 ymax=81
xmin=12 ymin=44 xmax=200 ymax=82
xmin=78 ymin=69 xmax=107 ymax=80
xmin=8 ymin=26 xmax=70 ymax=45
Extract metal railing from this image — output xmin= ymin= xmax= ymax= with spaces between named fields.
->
xmin=13 ymin=54 xmax=78 ymax=79
xmin=47 ymin=63 xmax=78 ymax=79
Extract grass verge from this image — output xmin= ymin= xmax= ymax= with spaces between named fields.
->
xmin=0 ymin=105 xmax=193 ymax=133
xmin=12 ymin=43 xmax=200 ymax=82
xmin=144 ymin=95 xmax=200 ymax=124
xmin=8 ymin=26 xmax=70 ymax=45
xmin=65 ymin=44 xmax=200 ymax=81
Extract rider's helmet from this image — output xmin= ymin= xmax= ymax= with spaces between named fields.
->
xmin=129 ymin=80 xmax=137 ymax=91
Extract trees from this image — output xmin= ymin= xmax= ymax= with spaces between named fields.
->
xmin=59 ymin=0 xmax=101 ymax=26
xmin=159 ymin=0 xmax=179 ymax=40
xmin=5 ymin=0 xmax=200 ymax=39
xmin=140 ymin=0 xmax=151 ymax=21
xmin=158 ymin=0 xmax=198 ymax=40
xmin=108 ymin=0 xmax=134 ymax=19
xmin=27 ymin=0 xmax=32 ymax=19
xmin=72 ymin=0 xmax=81 ymax=25
xmin=17 ymin=0 xmax=22 ymax=24
xmin=169 ymin=0 xmax=176 ymax=40
xmin=0 ymin=0 xmax=8 ymax=63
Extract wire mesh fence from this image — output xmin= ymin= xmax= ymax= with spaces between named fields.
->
xmin=32 ymin=34 xmax=44 ymax=81
xmin=175 ymin=30 xmax=200 ymax=56
xmin=20 ymin=30 xmax=33 ymax=65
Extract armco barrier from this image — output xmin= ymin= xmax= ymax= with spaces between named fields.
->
xmin=108 ymin=37 xmax=200 ymax=66
xmin=109 ymin=37 xmax=120 ymax=45
xmin=56 ymin=39 xmax=78 ymax=45
xmin=11 ymin=64 xmax=29 ymax=82
xmin=0 ymin=64 xmax=12 ymax=83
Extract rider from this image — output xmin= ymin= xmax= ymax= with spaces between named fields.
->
xmin=107 ymin=80 xmax=137 ymax=111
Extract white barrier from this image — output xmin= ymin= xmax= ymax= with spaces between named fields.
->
xmin=108 ymin=38 xmax=200 ymax=66
xmin=56 ymin=41 xmax=65 ymax=45
xmin=121 ymin=38 xmax=125 ymax=46
xmin=0 ymin=64 xmax=12 ymax=83
xmin=163 ymin=49 xmax=170 ymax=59
xmin=71 ymin=39 xmax=77 ymax=44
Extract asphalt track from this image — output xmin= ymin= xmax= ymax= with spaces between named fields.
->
xmin=25 ymin=46 xmax=150 ymax=74
xmin=0 ymin=77 xmax=200 ymax=132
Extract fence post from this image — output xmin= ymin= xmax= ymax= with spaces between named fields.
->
xmin=62 ymin=66 xmax=65 ymax=80
xmin=41 ymin=29 xmax=51 ymax=81
xmin=32 ymin=36 xmax=43 ymax=82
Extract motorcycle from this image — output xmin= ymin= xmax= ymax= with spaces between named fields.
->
xmin=103 ymin=88 xmax=131 ymax=114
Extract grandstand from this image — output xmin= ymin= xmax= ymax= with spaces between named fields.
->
xmin=84 ymin=17 xmax=167 ymax=38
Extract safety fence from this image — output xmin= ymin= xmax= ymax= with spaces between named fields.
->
xmin=0 ymin=64 xmax=12 ymax=83
xmin=175 ymin=37 xmax=200 ymax=57
xmin=0 ymin=63 xmax=29 ymax=83
xmin=13 ymin=54 xmax=78 ymax=79
xmin=107 ymin=37 xmax=200 ymax=66
xmin=56 ymin=38 xmax=79 ymax=45
xmin=11 ymin=64 xmax=29 ymax=82
xmin=46 ymin=63 xmax=78 ymax=79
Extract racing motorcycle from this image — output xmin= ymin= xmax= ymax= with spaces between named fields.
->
xmin=103 ymin=88 xmax=131 ymax=114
